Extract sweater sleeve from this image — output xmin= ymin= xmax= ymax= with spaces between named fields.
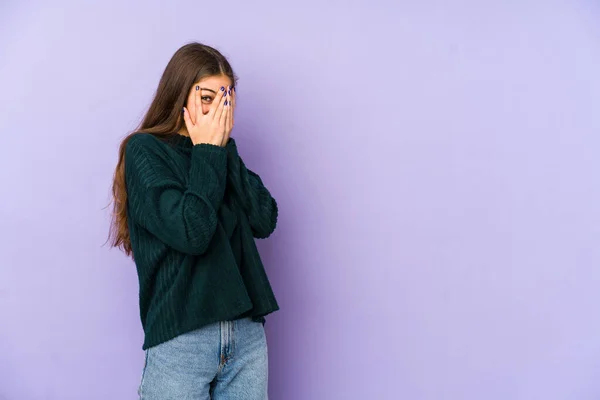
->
xmin=226 ymin=139 xmax=278 ymax=239
xmin=125 ymin=134 xmax=228 ymax=255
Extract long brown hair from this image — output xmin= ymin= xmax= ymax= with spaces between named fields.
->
xmin=109 ymin=42 xmax=237 ymax=256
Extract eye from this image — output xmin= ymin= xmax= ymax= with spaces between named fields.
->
xmin=201 ymin=96 xmax=213 ymax=103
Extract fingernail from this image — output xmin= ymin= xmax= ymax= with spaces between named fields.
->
xmin=182 ymin=107 xmax=185 ymax=114
xmin=196 ymin=86 xmax=199 ymax=91
xmin=224 ymin=100 xmax=228 ymax=106
xmin=221 ymin=86 xmax=225 ymax=91
xmin=228 ymin=89 xmax=231 ymax=95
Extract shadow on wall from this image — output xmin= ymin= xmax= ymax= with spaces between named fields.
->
xmin=0 ymin=329 xmax=18 ymax=400
xmin=232 ymin=96 xmax=314 ymax=398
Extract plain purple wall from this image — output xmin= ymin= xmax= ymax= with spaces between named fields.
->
xmin=1 ymin=1 xmax=600 ymax=399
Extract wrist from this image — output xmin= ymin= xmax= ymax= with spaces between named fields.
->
xmin=225 ymin=137 xmax=238 ymax=155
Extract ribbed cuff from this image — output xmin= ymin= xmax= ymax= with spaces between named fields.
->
xmin=225 ymin=138 xmax=238 ymax=157
xmin=189 ymin=144 xmax=228 ymax=208
xmin=225 ymin=141 xmax=250 ymax=210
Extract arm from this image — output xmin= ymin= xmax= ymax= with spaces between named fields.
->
xmin=226 ymin=139 xmax=278 ymax=239
xmin=125 ymin=134 xmax=227 ymax=255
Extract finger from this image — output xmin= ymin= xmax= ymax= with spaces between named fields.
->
xmin=219 ymin=89 xmax=229 ymax=126
xmin=209 ymin=86 xmax=227 ymax=117
xmin=194 ymin=85 xmax=201 ymax=124
xmin=224 ymin=88 xmax=232 ymax=140
xmin=228 ymin=87 xmax=234 ymax=132
xmin=222 ymin=112 xmax=230 ymax=146
xmin=213 ymin=87 xmax=227 ymax=122
xmin=230 ymin=87 xmax=235 ymax=127
xmin=182 ymin=107 xmax=193 ymax=131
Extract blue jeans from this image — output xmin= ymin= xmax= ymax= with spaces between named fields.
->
xmin=138 ymin=317 xmax=268 ymax=399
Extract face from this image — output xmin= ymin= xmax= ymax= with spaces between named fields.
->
xmin=185 ymin=74 xmax=233 ymax=123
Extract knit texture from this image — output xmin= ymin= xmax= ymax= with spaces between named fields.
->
xmin=124 ymin=133 xmax=279 ymax=350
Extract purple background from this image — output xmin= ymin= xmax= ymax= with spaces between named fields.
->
xmin=1 ymin=1 xmax=600 ymax=399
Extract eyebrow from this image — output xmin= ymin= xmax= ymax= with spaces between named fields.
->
xmin=199 ymin=87 xmax=217 ymax=94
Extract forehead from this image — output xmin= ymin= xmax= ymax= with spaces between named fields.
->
xmin=195 ymin=75 xmax=232 ymax=91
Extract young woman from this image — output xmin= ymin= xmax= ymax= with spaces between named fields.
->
xmin=109 ymin=42 xmax=279 ymax=399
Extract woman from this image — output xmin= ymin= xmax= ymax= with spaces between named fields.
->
xmin=109 ymin=42 xmax=279 ymax=399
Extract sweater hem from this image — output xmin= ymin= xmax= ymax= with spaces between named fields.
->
xmin=142 ymin=303 xmax=254 ymax=350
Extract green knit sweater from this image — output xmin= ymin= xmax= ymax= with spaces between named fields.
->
xmin=124 ymin=132 xmax=279 ymax=349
